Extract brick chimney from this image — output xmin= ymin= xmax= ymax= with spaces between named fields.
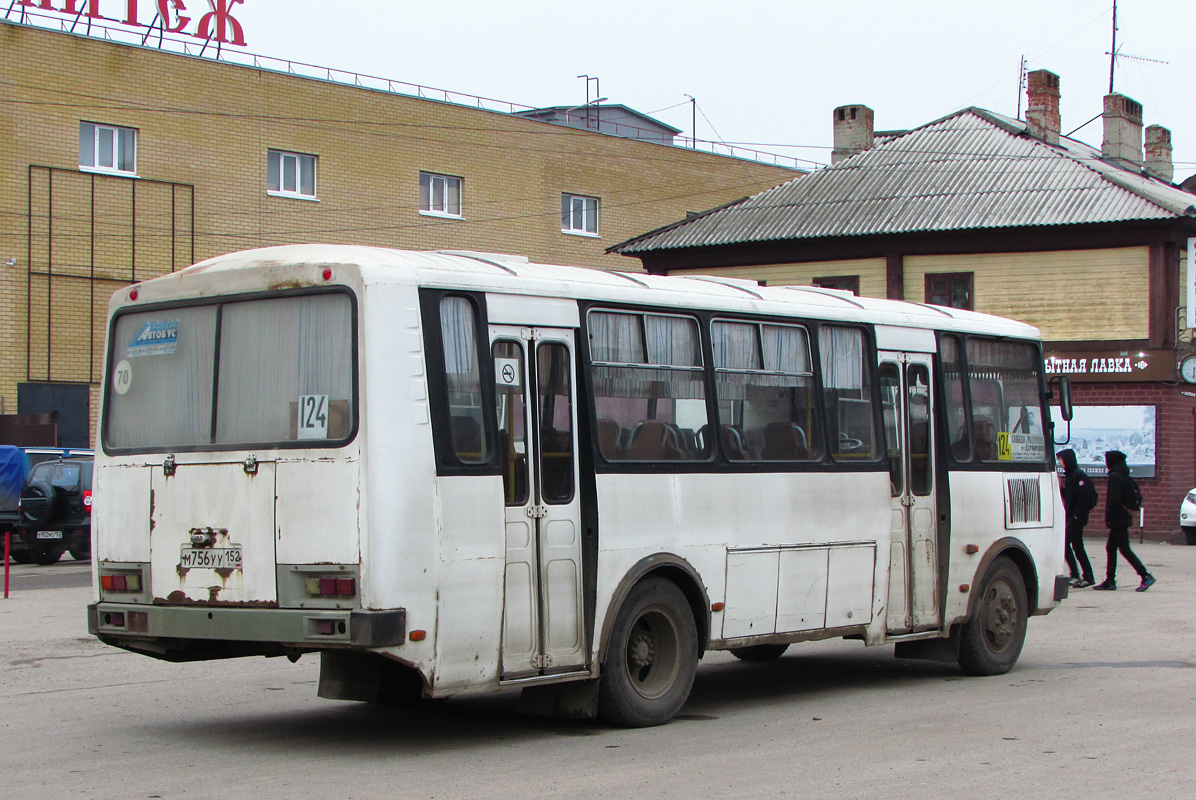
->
xmin=1102 ymin=93 xmax=1144 ymax=170
xmin=1144 ymin=125 xmax=1174 ymax=182
xmin=1025 ymin=70 xmax=1061 ymax=145
xmin=832 ymin=105 xmax=875 ymax=164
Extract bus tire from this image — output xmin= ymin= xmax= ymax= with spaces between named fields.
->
xmin=729 ymin=643 xmax=789 ymax=662
xmin=958 ymin=556 xmax=1027 ymax=676
xmin=598 ymin=576 xmax=698 ymax=727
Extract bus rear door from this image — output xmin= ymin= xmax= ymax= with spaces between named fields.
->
xmin=490 ymin=325 xmax=586 ymax=679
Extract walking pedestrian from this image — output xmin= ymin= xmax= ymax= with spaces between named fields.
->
xmin=1093 ymin=450 xmax=1156 ymax=592
xmin=1056 ymin=448 xmax=1095 ymax=588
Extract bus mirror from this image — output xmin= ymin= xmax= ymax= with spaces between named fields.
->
xmin=1057 ymin=375 xmax=1073 ymax=421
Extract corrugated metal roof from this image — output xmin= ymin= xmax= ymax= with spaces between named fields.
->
xmin=613 ymin=108 xmax=1196 ymax=254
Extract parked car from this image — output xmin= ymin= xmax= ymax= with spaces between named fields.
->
xmin=15 ymin=455 xmax=94 ymax=565
xmin=1180 ymin=489 xmax=1196 ymax=545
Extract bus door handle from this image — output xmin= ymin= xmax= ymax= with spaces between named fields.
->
xmin=527 ymin=505 xmax=548 ymax=519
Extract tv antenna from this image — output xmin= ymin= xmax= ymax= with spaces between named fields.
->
xmin=1016 ymin=55 xmax=1027 ymax=119
xmin=1106 ymin=0 xmax=1168 ymax=94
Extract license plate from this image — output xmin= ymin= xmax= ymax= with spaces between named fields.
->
xmin=37 ymin=530 xmax=63 ymax=540
xmin=179 ymin=546 xmax=243 ymax=570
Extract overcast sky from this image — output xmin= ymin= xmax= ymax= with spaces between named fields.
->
xmin=180 ymin=1 xmax=1196 ymax=176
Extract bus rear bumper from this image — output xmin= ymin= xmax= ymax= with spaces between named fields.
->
xmin=88 ymin=602 xmax=406 ymax=662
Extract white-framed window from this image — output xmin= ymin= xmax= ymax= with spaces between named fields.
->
xmin=267 ymin=149 xmax=318 ymax=200
xmin=419 ymin=172 xmax=462 ymax=217
xmin=561 ymin=193 xmax=599 ymax=236
xmin=79 ymin=122 xmax=137 ymax=175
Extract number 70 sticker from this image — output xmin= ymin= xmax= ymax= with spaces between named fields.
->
xmin=298 ymin=394 xmax=329 ymax=440
xmin=113 ymin=360 xmax=133 ymax=395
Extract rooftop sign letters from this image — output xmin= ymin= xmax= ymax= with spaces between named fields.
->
xmin=17 ymin=0 xmax=248 ymax=46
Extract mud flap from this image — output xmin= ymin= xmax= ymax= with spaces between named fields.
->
xmin=518 ymin=678 xmax=600 ymax=720
xmin=318 ymin=651 xmax=382 ymax=701
xmin=893 ymin=626 xmax=961 ymax=663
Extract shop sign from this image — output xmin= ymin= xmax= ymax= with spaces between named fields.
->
xmin=17 ymin=0 xmax=249 ymax=46
xmin=1043 ymin=348 xmax=1174 ymax=382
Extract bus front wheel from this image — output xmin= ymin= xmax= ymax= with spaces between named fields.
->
xmin=958 ymin=557 xmax=1028 ymax=676
xmin=598 ymin=577 xmax=698 ymax=727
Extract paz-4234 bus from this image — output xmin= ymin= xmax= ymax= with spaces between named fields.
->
xmin=88 ymin=245 xmax=1073 ymax=727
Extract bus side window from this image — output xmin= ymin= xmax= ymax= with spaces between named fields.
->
xmin=819 ymin=325 xmax=878 ymax=462
xmin=711 ymin=319 xmax=820 ymax=463
xmin=439 ymin=295 xmax=491 ymax=465
xmin=939 ymin=334 xmax=972 ymax=463
xmin=589 ymin=310 xmax=710 ymax=463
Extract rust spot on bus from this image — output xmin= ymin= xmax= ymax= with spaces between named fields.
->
xmin=267 ymin=279 xmax=311 ymax=291
xmin=154 ymin=593 xmax=278 ymax=608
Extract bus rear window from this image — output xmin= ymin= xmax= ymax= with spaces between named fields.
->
xmin=105 ymin=292 xmax=354 ymax=451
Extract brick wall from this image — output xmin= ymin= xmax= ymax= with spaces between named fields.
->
xmin=1 ymin=22 xmax=796 ymax=444
xmin=1068 ymin=381 xmax=1195 ymax=542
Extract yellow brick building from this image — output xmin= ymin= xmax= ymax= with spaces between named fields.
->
xmin=0 ymin=21 xmax=795 ymax=446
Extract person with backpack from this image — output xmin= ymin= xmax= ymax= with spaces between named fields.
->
xmin=1056 ymin=448 xmax=1096 ymax=588
xmin=1094 ymin=449 xmax=1156 ymax=592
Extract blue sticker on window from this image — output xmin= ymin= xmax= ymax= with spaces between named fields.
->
xmin=128 ymin=320 xmax=178 ymax=357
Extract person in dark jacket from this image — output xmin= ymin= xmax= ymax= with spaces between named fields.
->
xmin=1094 ymin=450 xmax=1156 ymax=591
xmin=1056 ymin=448 xmax=1095 ymax=588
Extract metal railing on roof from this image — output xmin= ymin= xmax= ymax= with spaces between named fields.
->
xmin=4 ymin=8 xmax=802 ymax=170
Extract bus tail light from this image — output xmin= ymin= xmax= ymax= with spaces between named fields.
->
xmin=100 ymin=571 xmax=142 ymax=592
xmin=305 ymin=576 xmax=356 ymax=598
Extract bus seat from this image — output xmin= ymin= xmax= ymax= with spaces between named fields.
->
xmin=762 ymin=421 xmax=809 ymax=461
xmin=450 ymin=415 xmax=484 ymax=458
xmin=626 ymin=420 xmax=683 ymax=461
xmin=597 ymin=418 xmax=622 ymax=460
xmin=720 ymin=425 xmax=750 ymax=460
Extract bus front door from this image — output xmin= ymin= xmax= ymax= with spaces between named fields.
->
xmin=880 ymin=353 xmax=941 ymax=634
xmin=491 ymin=326 xmax=587 ymax=680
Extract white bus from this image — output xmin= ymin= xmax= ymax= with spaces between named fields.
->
xmin=88 ymin=245 xmax=1073 ymax=727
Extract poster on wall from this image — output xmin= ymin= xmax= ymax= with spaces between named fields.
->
xmin=1049 ymin=405 xmax=1156 ymax=478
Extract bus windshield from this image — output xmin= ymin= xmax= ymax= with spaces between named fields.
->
xmin=104 ymin=292 xmax=354 ymax=452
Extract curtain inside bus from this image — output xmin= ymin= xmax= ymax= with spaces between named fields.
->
xmin=589 ymin=310 xmax=709 ymax=462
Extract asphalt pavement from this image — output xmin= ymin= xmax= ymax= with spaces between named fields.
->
xmin=2 ymin=540 xmax=1194 ymax=799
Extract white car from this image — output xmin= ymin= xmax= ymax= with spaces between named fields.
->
xmin=1180 ymin=489 xmax=1196 ymax=545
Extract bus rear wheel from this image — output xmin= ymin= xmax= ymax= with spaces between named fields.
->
xmin=958 ymin=557 xmax=1027 ymax=676
xmin=598 ymin=577 xmax=698 ymax=727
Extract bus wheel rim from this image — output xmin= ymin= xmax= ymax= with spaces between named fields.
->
xmin=625 ymin=607 xmax=681 ymax=700
xmin=982 ymin=578 xmax=1018 ymax=652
